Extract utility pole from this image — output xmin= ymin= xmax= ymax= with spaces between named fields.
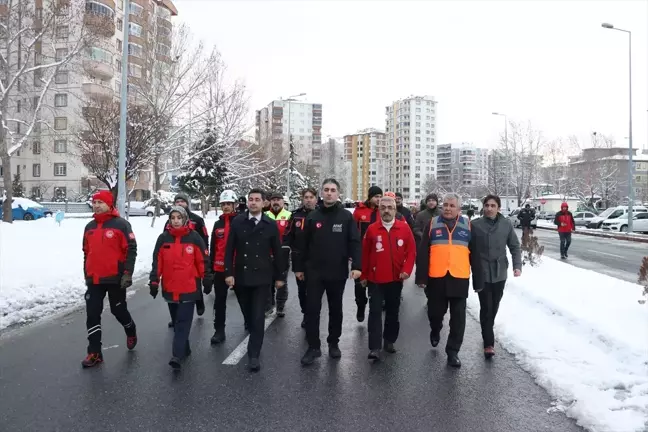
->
xmin=117 ymin=0 xmax=131 ymax=215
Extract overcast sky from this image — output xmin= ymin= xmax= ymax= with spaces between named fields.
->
xmin=176 ymin=0 xmax=648 ymax=152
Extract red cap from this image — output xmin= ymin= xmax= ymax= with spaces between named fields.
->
xmin=561 ymin=202 xmax=568 ymax=209
xmin=92 ymin=190 xmax=114 ymax=208
xmin=383 ymin=191 xmax=397 ymax=199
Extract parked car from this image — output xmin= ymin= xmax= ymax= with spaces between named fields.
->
xmin=0 ymin=197 xmax=53 ymax=221
xmin=508 ymin=207 xmax=538 ymax=229
xmin=589 ymin=205 xmax=648 ymax=229
xmin=572 ymin=211 xmax=597 ymax=227
xmin=125 ymin=201 xmax=158 ymax=217
xmin=601 ymin=211 xmax=648 ymax=233
xmin=538 ymin=211 xmax=556 ymax=221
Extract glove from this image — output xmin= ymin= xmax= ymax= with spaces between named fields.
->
xmin=120 ymin=273 xmax=133 ymax=290
xmin=202 ymin=276 xmax=214 ymax=295
xmin=149 ymin=281 xmax=159 ymax=299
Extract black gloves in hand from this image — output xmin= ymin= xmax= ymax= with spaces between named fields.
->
xmin=120 ymin=273 xmax=133 ymax=290
xmin=149 ymin=281 xmax=159 ymax=299
xmin=202 ymin=276 xmax=214 ymax=295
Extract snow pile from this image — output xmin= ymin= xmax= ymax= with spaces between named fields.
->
xmin=467 ymin=257 xmax=648 ymax=432
xmin=0 ymin=215 xmax=216 ymax=330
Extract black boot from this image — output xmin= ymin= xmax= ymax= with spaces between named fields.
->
xmin=248 ymin=357 xmax=261 ymax=372
xmin=185 ymin=341 xmax=192 ymax=357
xmin=196 ymin=300 xmax=205 ymax=316
xmin=210 ymin=329 xmax=225 ymax=345
xmin=356 ymin=305 xmax=366 ymax=323
xmin=169 ymin=357 xmax=181 ymax=370
xmin=384 ymin=341 xmax=396 ymax=354
xmin=328 ymin=343 xmax=342 ymax=359
xmin=447 ymin=352 xmax=462 ymax=368
xmin=301 ymin=348 xmax=322 ymax=366
xmin=276 ymin=307 xmax=285 ymax=318
xmin=368 ymin=350 xmax=380 ymax=361
xmin=430 ymin=331 xmax=440 ymax=347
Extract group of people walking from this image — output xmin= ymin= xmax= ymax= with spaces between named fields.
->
xmin=80 ymin=179 xmax=525 ymax=373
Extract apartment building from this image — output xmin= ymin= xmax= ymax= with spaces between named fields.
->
xmin=343 ymin=129 xmax=389 ymax=201
xmin=385 ymin=95 xmax=437 ymax=202
xmin=255 ymin=99 xmax=322 ymax=173
xmin=436 ymin=142 xmax=488 ymax=193
xmin=0 ymin=0 xmax=178 ymax=201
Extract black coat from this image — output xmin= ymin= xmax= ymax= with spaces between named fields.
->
xmin=224 ymin=212 xmax=283 ymax=287
xmin=293 ymin=203 xmax=361 ymax=281
xmin=517 ymin=208 xmax=536 ymax=227
xmin=397 ymin=205 xmax=415 ymax=230
xmin=415 ymin=216 xmax=484 ymax=298
xmin=164 ymin=210 xmax=209 ymax=247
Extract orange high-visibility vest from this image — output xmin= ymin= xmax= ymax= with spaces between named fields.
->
xmin=428 ymin=216 xmax=471 ymax=279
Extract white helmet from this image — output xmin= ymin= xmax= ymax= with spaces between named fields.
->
xmin=219 ymin=190 xmax=237 ymax=204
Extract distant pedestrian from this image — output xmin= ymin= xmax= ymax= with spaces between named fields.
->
xmin=150 ymin=206 xmax=212 ymax=370
xmin=471 ymin=195 xmax=522 ymax=359
xmin=163 ymin=193 xmax=209 ymax=324
xmin=395 ymin=192 xmax=415 ymax=230
xmin=414 ymin=193 xmax=440 ymax=245
xmin=224 ymin=188 xmax=284 ymax=372
xmin=236 ymin=196 xmax=247 ymax=214
xmin=554 ymin=202 xmax=575 ymax=259
xmin=466 ymin=206 xmax=475 ymax=220
xmin=81 ymin=190 xmax=138 ymax=368
xmin=294 ymin=178 xmax=361 ymax=366
xmin=208 ymin=190 xmax=239 ymax=345
xmin=361 ymin=193 xmax=416 ymax=361
xmin=517 ymin=203 xmax=536 ymax=238
xmin=415 ymin=193 xmax=484 ymax=368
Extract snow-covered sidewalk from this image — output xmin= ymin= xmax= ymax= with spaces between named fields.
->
xmin=0 ymin=215 xmax=216 ymax=329
xmin=467 ymin=256 xmax=648 ymax=432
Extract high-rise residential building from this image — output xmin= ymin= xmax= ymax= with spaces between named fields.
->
xmin=436 ymin=142 xmax=489 ymax=193
xmin=343 ymin=129 xmax=389 ymax=201
xmin=255 ymin=99 xmax=322 ymax=172
xmin=320 ymin=137 xmax=342 ymax=179
xmin=0 ymin=0 xmax=178 ymax=201
xmin=385 ymin=95 xmax=437 ymax=202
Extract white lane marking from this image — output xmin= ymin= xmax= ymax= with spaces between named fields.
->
xmin=222 ymin=313 xmax=277 ymax=365
xmin=104 ymin=345 xmax=119 ymax=350
xmin=595 ymin=251 xmax=624 ymax=258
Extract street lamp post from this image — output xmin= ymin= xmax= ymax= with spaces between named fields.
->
xmin=283 ymin=93 xmax=306 ymax=206
xmin=602 ymin=23 xmax=634 ymax=233
xmin=116 ymin=0 xmax=131 ymax=215
xmin=492 ymin=112 xmax=509 ymax=211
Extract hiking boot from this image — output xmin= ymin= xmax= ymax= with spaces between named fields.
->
xmin=328 ymin=343 xmax=342 ymax=359
xmin=210 ymin=330 xmax=225 ymax=345
xmin=81 ymin=352 xmax=103 ymax=368
xmin=484 ymin=346 xmax=495 ymax=359
xmin=301 ymin=348 xmax=322 ymax=366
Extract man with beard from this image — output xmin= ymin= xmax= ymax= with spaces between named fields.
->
xmin=285 ymin=187 xmax=318 ymax=328
xmin=395 ymin=192 xmax=415 ymax=230
xmin=414 ymin=193 xmax=440 ymax=245
xmin=265 ymin=192 xmax=292 ymax=316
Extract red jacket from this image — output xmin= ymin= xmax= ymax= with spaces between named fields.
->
xmin=554 ymin=211 xmax=575 ymax=233
xmin=362 ymin=219 xmax=416 ymax=284
xmin=150 ymin=226 xmax=209 ymax=302
xmin=83 ymin=209 xmax=137 ymax=285
xmin=354 ymin=202 xmax=378 ymax=238
xmin=209 ymin=212 xmax=236 ymax=272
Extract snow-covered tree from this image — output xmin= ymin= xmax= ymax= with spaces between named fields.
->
xmin=1 ymin=0 xmax=93 ymax=222
xmin=11 ymin=172 xmax=24 ymax=197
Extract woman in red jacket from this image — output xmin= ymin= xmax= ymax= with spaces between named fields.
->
xmin=149 ymin=206 xmax=212 ymax=370
xmin=361 ymin=193 xmax=416 ymax=361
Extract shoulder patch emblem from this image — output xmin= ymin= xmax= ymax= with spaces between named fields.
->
xmin=316 ymin=222 xmax=322 ymax=229
xmin=105 ymin=230 xmax=115 ymax=238
xmin=296 ymin=221 xmax=301 ymax=228
xmin=129 ymin=232 xmax=136 ymax=240
xmin=361 ymin=215 xmax=366 ymax=220
xmin=397 ymin=239 xmax=404 ymax=247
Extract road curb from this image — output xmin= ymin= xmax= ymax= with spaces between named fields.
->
xmin=535 ymin=225 xmax=648 ymax=244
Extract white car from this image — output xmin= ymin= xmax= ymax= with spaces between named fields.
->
xmin=601 ymin=212 xmax=648 ymax=233
xmin=125 ymin=201 xmax=157 ymax=217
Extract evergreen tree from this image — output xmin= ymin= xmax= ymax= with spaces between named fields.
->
xmin=177 ymin=128 xmax=228 ymax=202
xmin=12 ymin=173 xmax=24 ymax=198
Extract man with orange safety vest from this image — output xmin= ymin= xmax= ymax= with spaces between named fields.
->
xmin=415 ymin=193 xmax=483 ymax=368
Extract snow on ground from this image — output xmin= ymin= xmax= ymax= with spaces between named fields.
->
xmin=467 ymin=256 xmax=648 ymax=432
xmin=0 ymin=213 xmax=216 ymax=330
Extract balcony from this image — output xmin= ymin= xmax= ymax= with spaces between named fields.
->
xmin=82 ymin=82 xmax=114 ymax=100
xmin=83 ymin=59 xmax=114 ymax=79
xmin=84 ymin=13 xmax=115 ymax=37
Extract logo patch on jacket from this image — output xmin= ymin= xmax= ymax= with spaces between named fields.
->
xmin=105 ymin=230 xmax=115 ymax=239
xmin=296 ymin=221 xmax=302 ymax=228
xmin=186 ymin=245 xmax=194 ymax=254
xmin=279 ymin=220 xmax=286 ymax=226
xmin=128 ymin=232 xmax=136 ymax=240
xmin=316 ymin=222 xmax=322 ymax=229
xmin=376 ymin=241 xmax=384 ymax=252
xmin=361 ymin=215 xmax=366 ymax=220
xmin=435 ymin=229 xmax=442 ymax=236
xmin=397 ymin=239 xmax=404 ymax=247
xmin=332 ymin=224 xmax=343 ymax=233
xmin=216 ymin=228 xmax=225 ymax=239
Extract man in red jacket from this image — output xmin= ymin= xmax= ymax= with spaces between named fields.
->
xmin=361 ymin=192 xmax=416 ymax=360
xmin=81 ymin=190 xmax=138 ymax=368
xmin=207 ymin=190 xmax=239 ymax=345
xmin=553 ymin=202 xmax=576 ymax=259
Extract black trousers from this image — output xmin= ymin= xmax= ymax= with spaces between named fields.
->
xmin=212 ymin=272 xmax=229 ymax=331
xmin=478 ymin=280 xmax=506 ymax=348
xmin=296 ymin=277 xmax=307 ymax=314
xmin=424 ymin=284 xmax=466 ymax=355
xmin=169 ymin=302 xmax=194 ymax=358
xmin=306 ymin=278 xmax=346 ymax=348
xmin=234 ymin=285 xmax=267 ymax=359
xmin=368 ymin=281 xmax=403 ymax=350
xmin=169 ymin=289 xmax=204 ymax=319
xmin=559 ymin=232 xmax=572 ymax=256
xmin=85 ymin=283 xmax=136 ymax=354
xmin=354 ymin=279 xmax=367 ymax=309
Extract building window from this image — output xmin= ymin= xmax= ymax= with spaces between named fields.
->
xmin=33 ymin=164 xmax=41 ymax=177
xmin=54 ymin=163 xmax=67 ymax=176
xmin=55 ymin=71 xmax=68 ymax=84
xmin=55 ymin=48 xmax=68 ymax=61
xmin=33 ymin=141 xmax=41 ymax=154
xmin=56 ymin=25 xmax=69 ymax=39
xmin=128 ymin=42 xmax=143 ymax=58
xmin=116 ymin=60 xmax=122 ymax=71
xmin=54 ymin=140 xmax=67 ymax=153
xmin=86 ymin=1 xmax=115 ymax=18
xmin=31 ymin=187 xmax=41 ymax=198
xmin=129 ymin=23 xmax=143 ymax=38
xmin=54 ymin=117 xmax=67 ymax=130
xmin=116 ymin=39 xmax=122 ymax=51
xmin=16 ymin=99 xmax=21 ymax=112
xmin=117 ymin=18 xmax=123 ymax=31
xmin=54 ymin=94 xmax=67 ymax=107
xmin=130 ymin=2 xmax=144 ymax=16
xmin=88 ymin=46 xmax=113 ymax=64
xmin=128 ymin=63 xmax=142 ymax=78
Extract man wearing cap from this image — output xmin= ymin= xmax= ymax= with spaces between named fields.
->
xmin=163 ymin=192 xmax=209 ymax=323
xmin=265 ymin=192 xmax=292 ymax=317
xmin=395 ymin=192 xmax=415 ymax=230
xmin=414 ymin=193 xmax=441 ymax=245
xmin=81 ymin=190 xmax=138 ymax=368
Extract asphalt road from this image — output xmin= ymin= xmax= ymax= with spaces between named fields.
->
xmin=0 ymin=278 xmax=583 ymax=432
xmin=529 ymin=227 xmax=646 ymax=284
